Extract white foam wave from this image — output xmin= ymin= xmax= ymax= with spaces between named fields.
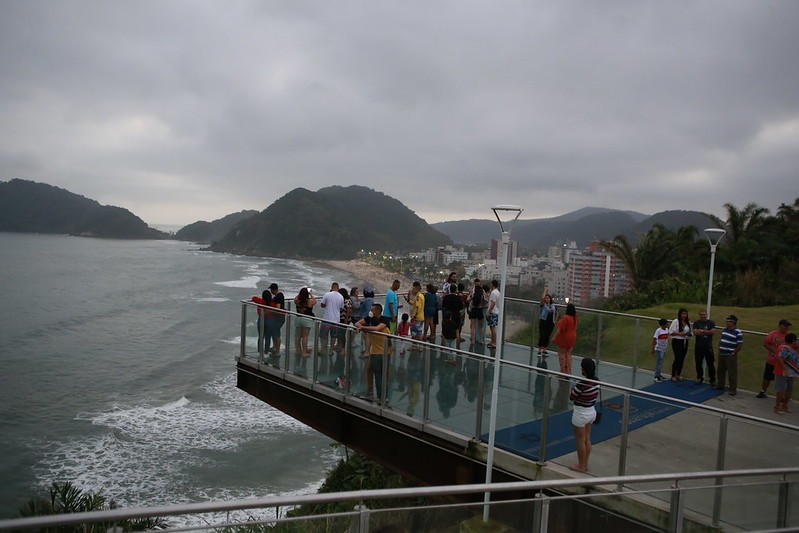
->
xmin=194 ymin=297 xmax=230 ymax=302
xmin=33 ymin=374 xmax=325 ymax=511
xmin=214 ymin=276 xmax=261 ymax=288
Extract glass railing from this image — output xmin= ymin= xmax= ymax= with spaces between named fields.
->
xmin=239 ymin=299 xmax=795 ymax=457
xmin=237 ymin=297 xmax=797 ymax=526
xmin=2 ymin=468 xmax=796 ymax=532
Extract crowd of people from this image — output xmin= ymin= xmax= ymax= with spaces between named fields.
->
xmin=648 ymin=310 xmax=797 ymax=414
xmin=250 ymin=273 xmax=506 ymax=403
xmin=250 ymin=282 xmax=796 ymax=473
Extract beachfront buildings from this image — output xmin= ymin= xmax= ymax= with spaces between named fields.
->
xmin=566 ymin=242 xmax=631 ymax=305
xmin=370 ymin=238 xmax=631 ymax=305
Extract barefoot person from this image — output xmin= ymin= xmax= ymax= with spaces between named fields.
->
xmin=569 ymin=358 xmax=599 ymax=473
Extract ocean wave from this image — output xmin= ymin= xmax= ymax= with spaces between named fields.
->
xmin=214 ymin=276 xmax=261 ymax=288
xmin=33 ymin=374 xmax=330 ymax=512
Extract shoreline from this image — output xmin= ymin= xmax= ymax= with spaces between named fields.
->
xmin=314 ymin=259 xmax=415 ymax=293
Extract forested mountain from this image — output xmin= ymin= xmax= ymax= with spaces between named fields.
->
xmin=0 ymin=179 xmax=167 ymax=239
xmin=432 ymin=208 xmax=715 ymax=250
xmin=622 ymin=210 xmax=718 ymax=241
xmin=175 ymin=210 xmax=258 ymax=243
xmin=209 ymin=185 xmax=451 ymax=259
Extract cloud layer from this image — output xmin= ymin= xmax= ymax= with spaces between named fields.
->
xmin=2 ymin=1 xmax=798 ymax=225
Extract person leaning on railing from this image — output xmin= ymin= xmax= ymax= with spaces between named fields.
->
xmin=355 ymin=302 xmax=391 ymax=404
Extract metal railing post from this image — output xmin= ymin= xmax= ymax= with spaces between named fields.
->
xmin=284 ymin=313 xmax=292 ymax=372
xmin=312 ymin=321 xmax=320 ymax=382
xmin=258 ymin=308 xmax=266 ymax=364
xmin=343 ymin=328 xmax=353 ymax=393
xmin=617 ymin=391 xmax=631 ymax=490
xmin=283 ymin=311 xmax=290 ymax=364
xmin=539 ymin=494 xmax=550 ymax=533
xmin=240 ymin=303 xmax=247 ymax=359
xmin=474 ymin=360 xmax=485 ymax=440
xmin=711 ymin=415 xmax=728 ymax=528
xmin=381 ymin=337 xmax=389 ymax=406
xmin=537 ymin=376 xmax=552 ymax=465
xmin=669 ymin=482 xmax=684 ymax=533
xmin=632 ymin=318 xmax=640 ymax=386
xmin=777 ymin=474 xmax=789 ymax=529
xmin=423 ymin=344 xmax=432 ymax=421
xmin=595 ymin=314 xmax=603 ymax=363
xmin=353 ymin=503 xmax=370 ymax=533
xmin=530 ymin=303 xmax=537 ymax=360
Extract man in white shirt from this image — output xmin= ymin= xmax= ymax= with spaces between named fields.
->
xmin=320 ymin=283 xmax=344 ymax=356
xmin=487 ymin=279 xmax=501 ymax=348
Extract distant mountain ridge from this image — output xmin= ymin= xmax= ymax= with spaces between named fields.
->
xmin=0 ymin=179 xmax=167 ymax=239
xmin=175 ymin=210 xmax=258 ymax=243
xmin=208 ymin=185 xmax=451 ymax=259
xmin=432 ymin=207 xmax=716 ymax=249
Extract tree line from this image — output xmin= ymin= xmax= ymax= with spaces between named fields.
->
xmin=600 ymin=198 xmax=799 ymax=309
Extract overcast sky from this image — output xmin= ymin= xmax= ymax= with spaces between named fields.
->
xmin=2 ymin=1 xmax=798 ymax=227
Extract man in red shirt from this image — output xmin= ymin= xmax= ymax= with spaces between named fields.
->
xmin=758 ymin=319 xmax=792 ymax=398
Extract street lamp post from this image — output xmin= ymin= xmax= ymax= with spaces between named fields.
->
xmin=703 ymin=228 xmax=726 ymax=319
xmin=483 ymin=205 xmax=523 ymax=522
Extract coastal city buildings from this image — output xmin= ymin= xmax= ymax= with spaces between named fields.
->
xmin=363 ymin=239 xmax=629 ymax=306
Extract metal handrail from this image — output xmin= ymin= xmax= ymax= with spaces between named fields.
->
xmin=2 ymin=467 xmax=797 ymax=531
xmin=240 ymin=300 xmax=799 ymax=432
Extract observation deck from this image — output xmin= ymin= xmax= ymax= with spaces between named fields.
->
xmin=235 ymin=297 xmax=799 ymax=531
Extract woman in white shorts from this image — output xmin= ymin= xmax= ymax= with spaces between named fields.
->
xmin=569 ymin=358 xmax=599 ymax=472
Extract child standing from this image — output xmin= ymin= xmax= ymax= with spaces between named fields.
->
xmin=651 ymin=318 xmax=670 ymax=382
xmin=397 ymin=313 xmax=411 ymax=355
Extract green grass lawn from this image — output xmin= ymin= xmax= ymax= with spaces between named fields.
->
xmin=508 ymin=301 xmax=799 ymax=394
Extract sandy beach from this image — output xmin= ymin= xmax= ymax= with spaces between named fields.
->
xmin=316 ymin=259 xmax=416 ymax=293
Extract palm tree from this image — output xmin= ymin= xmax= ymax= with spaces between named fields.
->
xmin=723 ymin=201 xmax=769 ymax=243
xmin=18 ymin=482 xmax=167 ymax=531
xmin=601 ymin=224 xmax=689 ymax=292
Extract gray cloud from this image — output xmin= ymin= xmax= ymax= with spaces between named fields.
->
xmin=1 ymin=0 xmax=798 ymax=226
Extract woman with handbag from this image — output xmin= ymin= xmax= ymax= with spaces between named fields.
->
xmin=569 ymin=357 xmax=599 ymax=473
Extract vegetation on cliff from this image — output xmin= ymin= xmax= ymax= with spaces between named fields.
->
xmin=175 ymin=209 xmax=258 ymax=243
xmin=209 ymin=185 xmax=451 ymax=260
xmin=0 ymin=179 xmax=166 ymax=239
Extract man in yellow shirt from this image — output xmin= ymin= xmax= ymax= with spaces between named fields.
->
xmin=405 ymin=281 xmax=425 ymax=343
xmin=355 ymin=303 xmax=391 ymax=404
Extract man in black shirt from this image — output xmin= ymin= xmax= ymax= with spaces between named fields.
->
xmin=269 ymin=283 xmax=286 ymax=355
xmin=692 ymin=309 xmax=716 ymax=385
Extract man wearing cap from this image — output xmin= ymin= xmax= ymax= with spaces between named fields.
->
xmin=692 ymin=310 xmax=717 ymax=385
xmin=758 ymin=319 xmax=792 ymax=398
xmin=716 ymin=315 xmax=743 ymax=395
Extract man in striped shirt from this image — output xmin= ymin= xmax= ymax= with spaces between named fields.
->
xmin=715 ymin=315 xmax=743 ymax=396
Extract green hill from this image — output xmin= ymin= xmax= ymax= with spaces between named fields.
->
xmin=175 ymin=210 xmax=258 ymax=243
xmin=0 ymin=179 xmax=167 ymax=239
xmin=209 ymin=185 xmax=451 ymax=259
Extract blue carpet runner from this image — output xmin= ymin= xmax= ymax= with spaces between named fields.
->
xmin=486 ymin=379 xmax=725 ymax=462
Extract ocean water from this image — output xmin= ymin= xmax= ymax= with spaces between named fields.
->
xmin=0 ymin=233 xmax=359 ymax=518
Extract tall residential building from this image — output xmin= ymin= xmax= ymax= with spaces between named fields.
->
xmin=490 ymin=239 xmax=518 ymax=266
xmin=567 ymin=243 xmax=631 ymax=305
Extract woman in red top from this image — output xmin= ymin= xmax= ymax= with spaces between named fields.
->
xmin=552 ymin=303 xmax=578 ymax=375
